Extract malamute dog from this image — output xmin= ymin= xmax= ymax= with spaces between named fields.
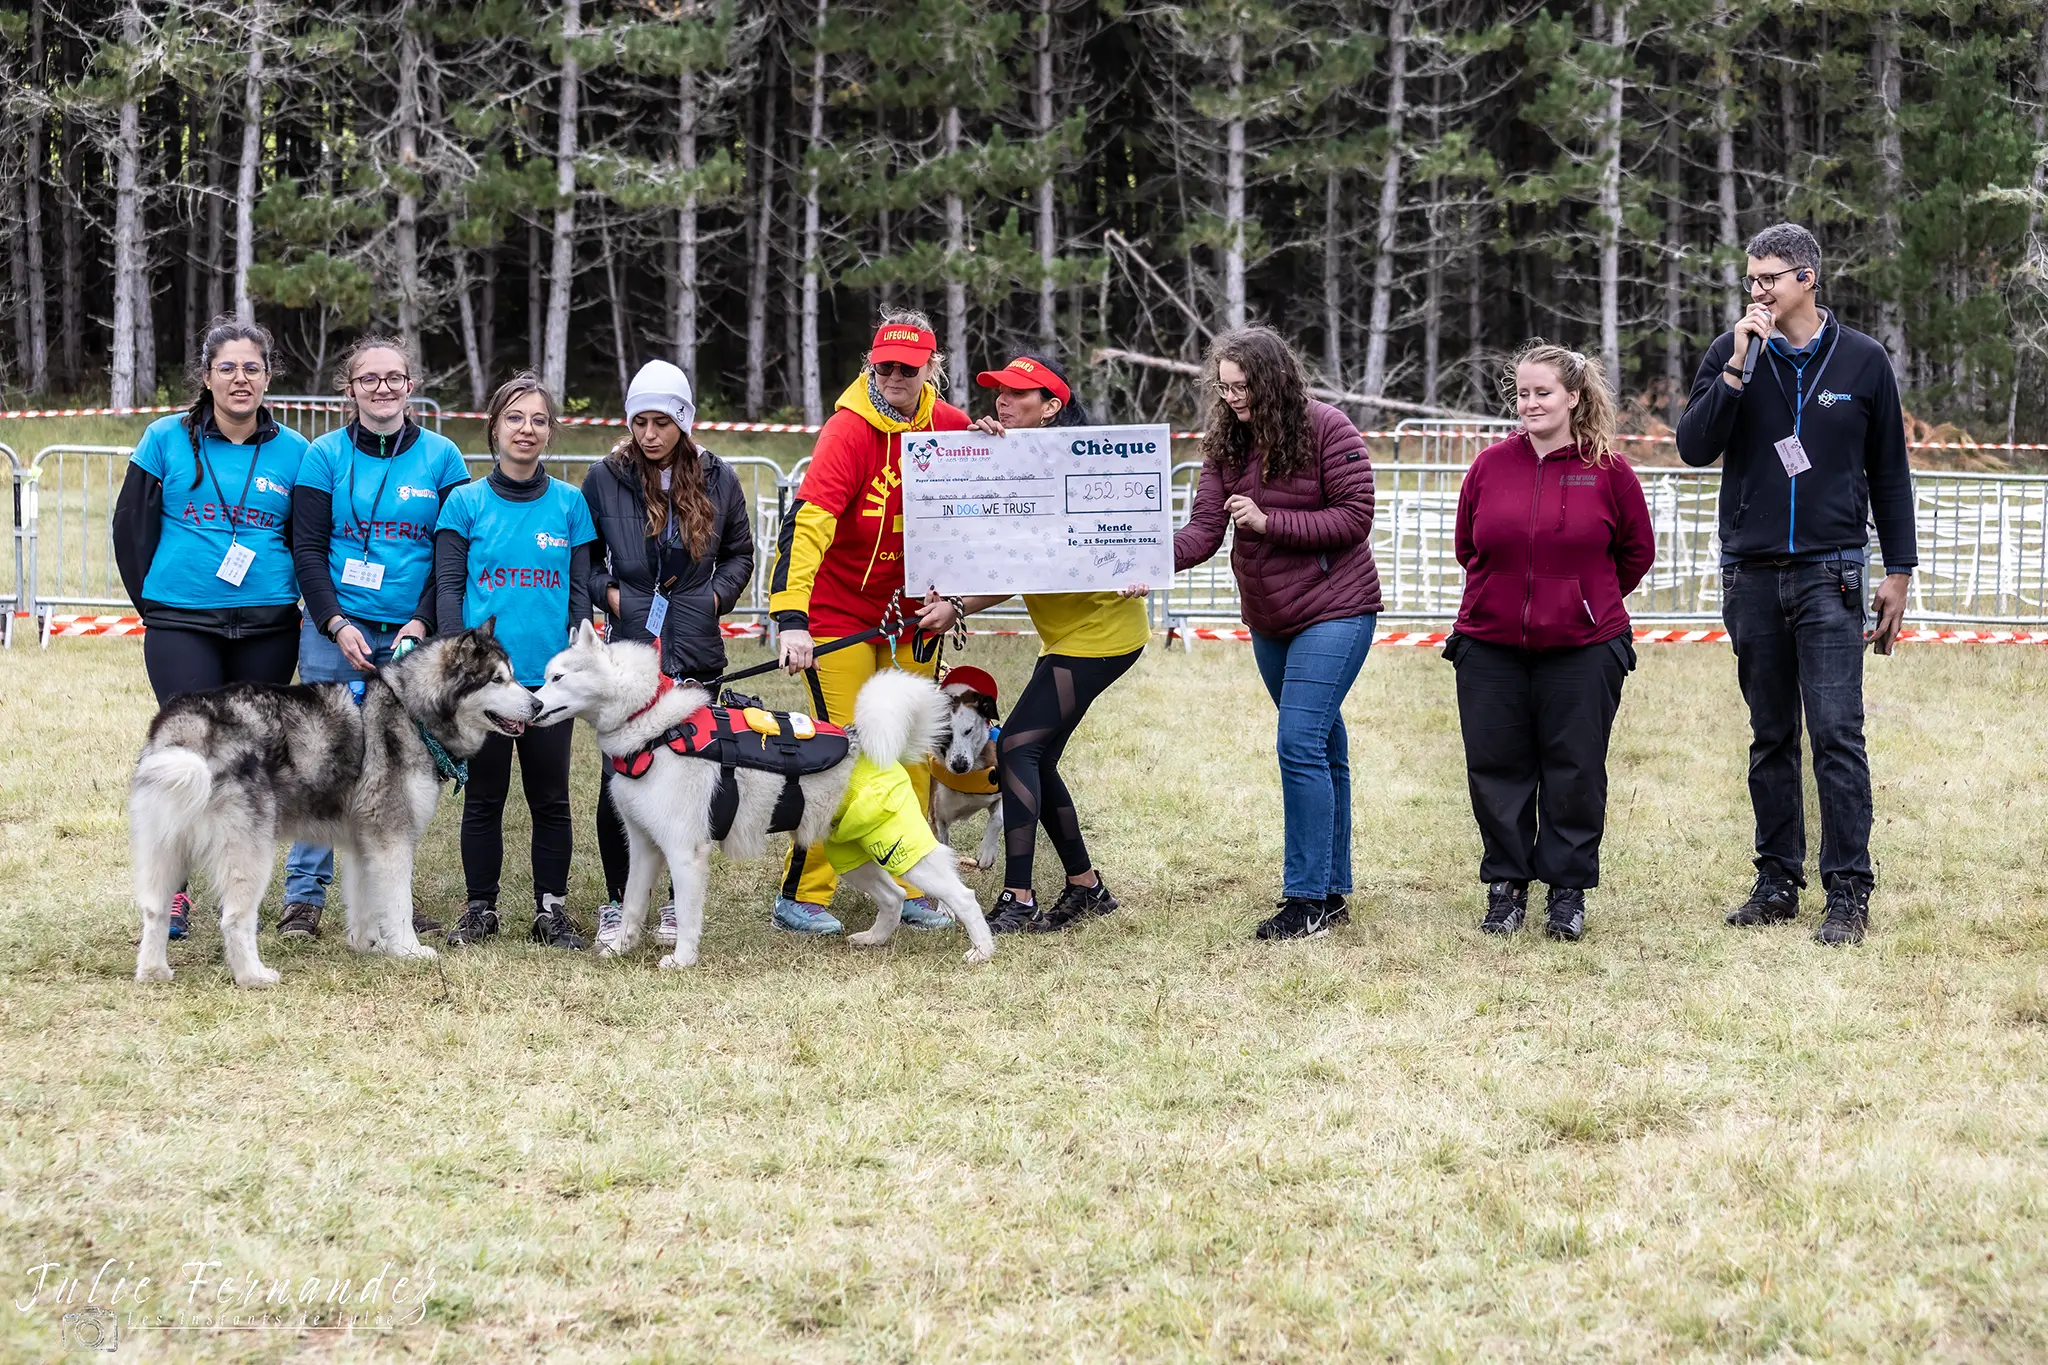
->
xmin=929 ymin=666 xmax=1003 ymax=872
xmin=530 ymin=622 xmax=996 ymax=968
xmin=128 ymin=623 xmax=541 ymax=988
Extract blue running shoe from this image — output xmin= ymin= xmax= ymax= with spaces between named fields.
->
xmin=167 ymin=891 xmax=192 ymax=940
xmin=899 ymin=896 xmax=952 ymax=930
xmin=773 ymin=896 xmax=843 ymax=935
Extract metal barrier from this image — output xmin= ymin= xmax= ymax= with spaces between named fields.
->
xmin=265 ymin=395 xmax=443 ymax=438
xmin=2 ymin=442 xmax=22 ymax=646
xmin=29 ymin=445 xmax=134 ymax=614
xmin=1391 ymin=418 xmax=1518 ymax=464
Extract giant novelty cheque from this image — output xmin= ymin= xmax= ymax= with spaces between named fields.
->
xmin=900 ymin=424 xmax=1177 ymax=596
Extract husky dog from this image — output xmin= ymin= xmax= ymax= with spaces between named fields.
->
xmin=531 ymin=622 xmax=996 ymax=967
xmin=128 ymin=623 xmax=541 ymax=988
xmin=930 ymin=671 xmax=1003 ymax=872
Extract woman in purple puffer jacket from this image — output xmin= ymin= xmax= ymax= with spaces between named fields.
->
xmin=1447 ymin=343 xmax=1654 ymax=944
xmin=1175 ymin=326 xmax=1382 ymax=942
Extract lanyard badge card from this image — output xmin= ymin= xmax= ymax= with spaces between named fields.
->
xmin=341 ymin=453 xmax=394 ymax=590
xmin=1773 ymin=434 xmax=1812 ymax=477
xmin=216 ymin=540 xmax=256 ymax=586
xmin=207 ymin=440 xmax=263 ymax=586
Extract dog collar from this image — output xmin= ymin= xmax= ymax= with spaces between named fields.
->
xmin=627 ymin=671 xmax=677 ymax=725
xmin=931 ymin=764 xmax=999 ymax=795
xmin=415 ymin=722 xmax=468 ymax=791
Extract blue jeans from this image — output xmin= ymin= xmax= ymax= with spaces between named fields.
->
xmin=284 ymin=616 xmax=403 ymax=907
xmin=1721 ymin=560 xmax=1874 ymax=886
xmin=1250 ymin=614 xmax=1377 ymax=900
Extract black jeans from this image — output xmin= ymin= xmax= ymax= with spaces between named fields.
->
xmin=142 ymin=626 xmax=300 ymax=703
xmin=1721 ymin=558 xmax=1874 ymax=887
xmin=1448 ymin=633 xmax=1632 ymax=888
xmin=997 ymin=648 xmax=1142 ymax=890
xmin=596 ymin=763 xmax=672 ymax=906
xmin=461 ymin=722 xmax=575 ymax=909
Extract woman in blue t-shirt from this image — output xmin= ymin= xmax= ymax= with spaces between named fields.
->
xmin=277 ymin=337 xmax=473 ymax=941
xmin=433 ymin=373 xmax=597 ymax=952
xmin=113 ymin=315 xmax=309 ymax=941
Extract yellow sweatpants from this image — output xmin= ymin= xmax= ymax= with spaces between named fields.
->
xmin=778 ymin=635 xmax=935 ymax=906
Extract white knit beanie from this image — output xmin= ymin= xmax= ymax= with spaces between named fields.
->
xmin=624 ymin=360 xmax=696 ymax=433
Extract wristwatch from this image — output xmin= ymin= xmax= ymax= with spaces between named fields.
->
xmin=1722 ymin=362 xmax=1745 ymax=379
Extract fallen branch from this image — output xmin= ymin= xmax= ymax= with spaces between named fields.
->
xmin=1092 ymin=347 xmax=1503 ymax=423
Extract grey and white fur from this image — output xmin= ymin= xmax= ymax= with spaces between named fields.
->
xmin=930 ymin=681 xmax=1003 ymax=872
xmin=530 ymin=621 xmax=996 ymax=967
xmin=128 ymin=623 xmax=541 ymax=988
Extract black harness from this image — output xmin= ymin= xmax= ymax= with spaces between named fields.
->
xmin=611 ymin=691 xmax=849 ymax=841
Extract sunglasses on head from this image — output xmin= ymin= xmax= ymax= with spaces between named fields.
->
xmin=871 ymin=361 xmax=922 ymax=379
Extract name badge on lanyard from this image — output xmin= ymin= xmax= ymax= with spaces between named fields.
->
xmin=341 ymin=558 xmax=387 ymax=590
xmin=643 ymin=591 xmax=670 ymax=636
xmin=216 ymin=541 xmax=256 ymax=586
xmin=1773 ymin=434 xmax=1812 ymax=477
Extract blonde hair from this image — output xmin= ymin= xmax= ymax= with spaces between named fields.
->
xmin=1500 ymin=342 xmax=1619 ymax=468
xmin=867 ymin=305 xmax=947 ymax=394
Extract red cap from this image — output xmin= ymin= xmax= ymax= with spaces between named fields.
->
xmin=870 ymin=323 xmax=938 ymax=366
xmin=940 ymin=665 xmax=999 ymax=701
xmin=975 ymin=356 xmax=1071 ymax=404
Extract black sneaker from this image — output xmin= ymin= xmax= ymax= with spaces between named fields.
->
xmin=446 ymin=900 xmax=500 ymax=947
xmin=1026 ymin=876 xmax=1119 ymax=933
xmin=1323 ymin=894 xmax=1350 ymax=927
xmin=1814 ymin=879 xmax=1871 ymax=947
xmin=1255 ymin=897 xmax=1331 ymax=942
xmin=1544 ymin=886 xmax=1586 ymax=942
xmin=412 ymin=911 xmax=444 ymax=934
xmin=987 ymin=890 xmax=1038 ymax=935
xmin=1480 ymin=880 xmax=1529 ymax=935
xmin=531 ymin=894 xmax=587 ymax=950
xmin=278 ymin=901 xmax=323 ymax=939
xmin=1727 ymin=871 xmax=1800 ymax=927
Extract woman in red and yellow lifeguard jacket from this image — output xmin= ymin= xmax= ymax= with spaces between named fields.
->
xmin=766 ymin=309 xmax=969 ymax=934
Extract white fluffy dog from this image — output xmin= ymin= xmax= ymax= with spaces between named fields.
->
xmin=531 ymin=622 xmax=996 ymax=967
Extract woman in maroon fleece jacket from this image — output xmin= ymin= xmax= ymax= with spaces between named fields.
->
xmin=1176 ymin=327 xmax=1382 ymax=942
xmin=1447 ymin=343 xmax=1654 ymax=943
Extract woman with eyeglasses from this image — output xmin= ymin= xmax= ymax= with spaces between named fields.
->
xmin=433 ymin=372 xmax=598 ymax=952
xmin=582 ymin=359 xmax=755 ymax=956
xmin=113 ymin=314 xmax=312 ymax=942
xmin=765 ymin=308 xmax=970 ymax=936
xmin=1173 ymin=326 xmax=1382 ymax=942
xmin=276 ymin=336 xmax=471 ymax=940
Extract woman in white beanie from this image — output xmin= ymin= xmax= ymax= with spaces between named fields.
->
xmin=582 ymin=359 xmax=756 ymax=955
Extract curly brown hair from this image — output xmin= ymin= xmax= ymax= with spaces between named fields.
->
xmin=606 ymin=425 xmax=715 ymax=558
xmin=1200 ymin=326 xmax=1314 ymax=480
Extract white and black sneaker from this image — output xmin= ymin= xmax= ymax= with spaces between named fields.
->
xmin=1255 ymin=896 xmax=1331 ymax=941
xmin=593 ymin=901 xmax=627 ymax=957
xmin=655 ymin=902 xmax=678 ymax=947
xmin=1480 ymin=881 xmax=1529 ymax=935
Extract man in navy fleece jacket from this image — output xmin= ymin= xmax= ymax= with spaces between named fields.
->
xmin=1675 ymin=222 xmax=1917 ymax=949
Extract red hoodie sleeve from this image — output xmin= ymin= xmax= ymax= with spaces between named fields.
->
xmin=1454 ymin=456 xmax=1482 ymax=570
xmin=1174 ymin=459 xmax=1229 ymax=571
xmin=1609 ymin=459 xmax=1655 ymax=597
xmin=1262 ymin=406 xmax=1375 ymax=552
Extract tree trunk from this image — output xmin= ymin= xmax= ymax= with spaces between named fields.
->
xmin=1597 ymin=3 xmax=1628 ymax=391
xmin=602 ymin=223 xmax=631 ymax=403
xmin=1423 ymin=193 xmax=1442 ymax=407
xmin=1362 ymin=0 xmax=1411 ymax=407
xmin=1322 ymin=110 xmax=1343 ymax=387
xmin=234 ymin=0 xmax=266 ymax=323
xmin=1034 ymin=0 xmax=1057 ymax=346
xmin=542 ymin=0 xmax=582 ymax=400
xmin=1873 ymin=10 xmax=1908 ymax=377
xmin=2013 ymin=18 xmax=2048 ymax=446
xmin=944 ymin=103 xmax=968 ymax=406
xmin=800 ymin=0 xmax=826 ymax=425
xmin=1713 ymin=0 xmax=1740 ymax=326
xmin=22 ymin=0 xmax=48 ymax=392
xmin=745 ymin=61 xmax=775 ymax=420
xmin=1467 ymin=251 xmax=1488 ymax=406
xmin=1222 ymin=31 xmax=1247 ymax=329
xmin=59 ymin=112 xmax=82 ymax=386
xmin=1663 ymin=112 xmax=1685 ymax=426
xmin=528 ymin=220 xmax=544 ymax=371
xmin=480 ymin=245 xmax=497 ymax=382
xmin=393 ymin=1 xmax=424 ymax=359
xmin=674 ymin=64 xmax=699 ymax=383
xmin=204 ymin=129 xmax=224 ymax=323
xmin=110 ymin=0 xmax=144 ymax=407
xmin=455 ymin=251 xmax=487 ymax=409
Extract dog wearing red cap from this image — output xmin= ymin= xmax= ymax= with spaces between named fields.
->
xmin=929 ymin=664 xmax=1003 ymax=871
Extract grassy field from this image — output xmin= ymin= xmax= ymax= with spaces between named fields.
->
xmin=3 ymin=636 xmax=2048 ymax=1363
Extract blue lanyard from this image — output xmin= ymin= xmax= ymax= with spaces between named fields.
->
xmin=200 ymin=435 xmax=264 ymax=547
xmin=346 ymin=442 xmax=398 ymax=566
xmin=1764 ymin=318 xmax=1841 ymax=442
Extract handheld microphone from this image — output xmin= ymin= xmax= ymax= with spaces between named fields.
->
xmin=1740 ymin=306 xmax=1773 ymax=385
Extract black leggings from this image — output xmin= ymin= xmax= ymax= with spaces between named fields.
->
xmin=596 ymin=764 xmax=673 ymax=905
xmin=461 ymin=722 xmax=575 ymax=909
xmin=142 ymin=626 xmax=300 ymax=703
xmin=997 ymin=648 xmax=1141 ymax=890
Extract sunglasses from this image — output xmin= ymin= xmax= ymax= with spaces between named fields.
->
xmin=871 ymin=361 xmax=923 ymax=379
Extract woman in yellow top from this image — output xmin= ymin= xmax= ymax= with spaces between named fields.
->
xmin=919 ymin=352 xmax=1150 ymax=935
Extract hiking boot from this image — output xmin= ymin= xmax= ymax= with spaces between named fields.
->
xmin=1480 ymin=880 xmax=1529 ymax=935
xmin=1814 ymin=879 xmax=1872 ymax=947
xmin=1256 ymin=897 xmax=1332 ymax=942
xmin=593 ymin=900 xmax=627 ymax=957
xmin=1323 ymin=894 xmax=1350 ymax=927
xmin=900 ymin=895 xmax=952 ymax=930
xmin=446 ymin=900 xmax=500 ymax=947
xmin=654 ymin=901 xmax=678 ymax=946
xmin=1026 ymin=876 xmax=1119 ymax=933
xmin=772 ymin=896 xmax=843 ymax=935
xmin=1727 ymin=870 xmax=1801 ymax=927
xmin=531 ymin=894 xmax=587 ymax=950
xmin=167 ymin=891 xmax=192 ymax=940
xmin=1544 ymin=886 xmax=1587 ymax=942
xmin=987 ymin=890 xmax=1038 ymax=934
xmin=278 ymin=901 xmax=323 ymax=939
xmin=412 ymin=910 xmax=443 ymax=934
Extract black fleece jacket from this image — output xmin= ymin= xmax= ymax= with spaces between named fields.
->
xmin=290 ymin=419 xmax=466 ymax=634
xmin=433 ymin=464 xmax=592 ymax=639
xmin=1674 ymin=311 xmax=1917 ymax=572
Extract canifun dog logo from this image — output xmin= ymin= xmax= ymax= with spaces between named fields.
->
xmin=397 ymin=484 xmax=438 ymax=501
xmin=534 ymin=531 xmax=569 ymax=550
xmin=905 ymin=436 xmax=939 ymax=474
xmin=252 ymin=475 xmax=289 ymax=496
xmin=1816 ymin=390 xmax=1854 ymax=408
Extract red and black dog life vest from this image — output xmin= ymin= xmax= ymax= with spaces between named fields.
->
xmin=611 ymin=702 xmax=848 ymax=841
